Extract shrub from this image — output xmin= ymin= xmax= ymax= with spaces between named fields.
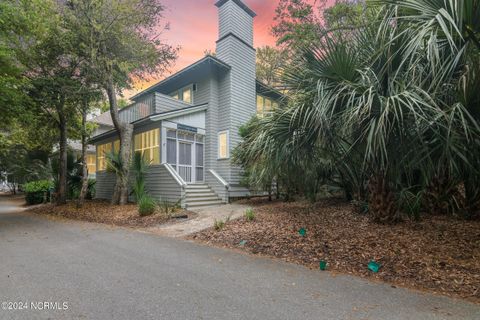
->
xmin=245 ymin=208 xmax=255 ymax=221
xmin=86 ymin=179 xmax=96 ymax=200
xmin=158 ymin=198 xmax=181 ymax=218
xmin=213 ymin=219 xmax=225 ymax=231
xmin=138 ymin=195 xmax=157 ymax=216
xmin=24 ymin=180 xmax=54 ymax=205
xmin=131 ymin=152 xmax=150 ymax=202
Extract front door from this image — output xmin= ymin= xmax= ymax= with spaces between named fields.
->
xmin=166 ymin=129 xmax=204 ymax=184
xmin=178 ymin=141 xmax=193 ymax=183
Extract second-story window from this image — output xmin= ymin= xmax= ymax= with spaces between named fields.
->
xmin=256 ymin=95 xmax=278 ymax=117
xmin=170 ymin=85 xmax=193 ymax=104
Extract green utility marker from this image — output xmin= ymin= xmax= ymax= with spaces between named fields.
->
xmin=239 ymin=240 xmax=247 ymax=247
xmin=368 ymin=261 xmax=381 ymax=273
xmin=298 ymin=228 xmax=306 ymax=237
xmin=319 ymin=261 xmax=327 ymax=271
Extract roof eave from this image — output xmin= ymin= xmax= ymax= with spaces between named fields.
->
xmin=130 ymin=56 xmax=231 ymax=101
xmin=89 ymin=104 xmax=208 ymax=144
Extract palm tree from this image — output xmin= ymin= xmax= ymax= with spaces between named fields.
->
xmin=233 ymin=0 xmax=479 ymax=221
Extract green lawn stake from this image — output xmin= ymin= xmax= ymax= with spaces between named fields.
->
xmin=319 ymin=261 xmax=327 ymax=271
xmin=298 ymin=228 xmax=306 ymax=237
xmin=368 ymin=261 xmax=380 ymax=273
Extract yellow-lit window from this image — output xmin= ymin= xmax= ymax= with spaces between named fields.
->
xmin=113 ymin=140 xmax=120 ymax=153
xmin=170 ymin=85 xmax=193 ymax=104
xmin=256 ymin=95 xmax=264 ymax=116
xmin=265 ymin=98 xmax=272 ymax=113
xmin=183 ymin=87 xmax=192 ymax=104
xmin=256 ymin=95 xmax=277 ymax=117
xmin=218 ymin=130 xmax=229 ymax=159
xmin=134 ymin=129 xmax=160 ymax=165
xmin=87 ymin=154 xmax=97 ymax=174
xmin=97 ymin=142 xmax=112 ymax=171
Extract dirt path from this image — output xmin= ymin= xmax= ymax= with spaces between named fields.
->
xmin=148 ymin=203 xmax=251 ymax=237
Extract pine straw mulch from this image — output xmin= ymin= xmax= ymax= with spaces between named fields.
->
xmin=28 ymin=200 xmax=195 ymax=228
xmin=190 ymin=197 xmax=480 ymax=303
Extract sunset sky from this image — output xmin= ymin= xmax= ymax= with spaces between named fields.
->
xmin=129 ymin=0 xmax=334 ymax=97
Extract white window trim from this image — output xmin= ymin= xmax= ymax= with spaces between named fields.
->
xmin=217 ymin=130 xmax=230 ymax=160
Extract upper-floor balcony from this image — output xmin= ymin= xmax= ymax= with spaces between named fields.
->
xmin=119 ymin=92 xmax=194 ymax=124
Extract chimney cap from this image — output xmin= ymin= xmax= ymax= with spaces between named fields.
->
xmin=215 ymin=0 xmax=257 ymax=18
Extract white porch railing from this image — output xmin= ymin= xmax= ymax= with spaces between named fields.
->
xmin=163 ymin=163 xmax=187 ymax=189
xmin=207 ymin=169 xmax=229 ymax=203
xmin=178 ymin=165 xmax=192 ymax=183
xmin=208 ymin=169 xmax=229 ymax=190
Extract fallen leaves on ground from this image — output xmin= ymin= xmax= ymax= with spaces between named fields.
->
xmin=190 ymin=197 xmax=480 ymax=303
xmin=29 ymin=200 xmax=193 ymax=228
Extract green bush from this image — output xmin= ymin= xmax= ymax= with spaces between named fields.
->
xmin=24 ymin=180 xmax=54 ymax=205
xmin=138 ymin=195 xmax=157 ymax=216
xmin=245 ymin=208 xmax=255 ymax=221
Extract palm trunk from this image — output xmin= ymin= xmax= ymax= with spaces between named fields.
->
xmin=423 ymin=170 xmax=462 ymax=215
xmin=78 ymin=102 xmax=89 ymax=206
xmin=368 ymin=173 xmax=399 ymax=223
xmin=106 ymin=75 xmax=133 ymax=205
xmin=57 ymin=108 xmax=68 ymax=205
xmin=464 ymin=178 xmax=480 ymax=214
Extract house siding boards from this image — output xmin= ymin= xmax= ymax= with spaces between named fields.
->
xmin=155 ymin=93 xmax=191 ymax=114
xmin=120 ymin=94 xmax=155 ymax=123
xmin=216 ymin=0 xmax=256 ymax=187
xmin=95 ymin=166 xmax=183 ymax=204
xmin=95 ymin=171 xmax=116 ymax=200
xmin=145 ymin=166 xmax=183 ymax=204
xmin=217 ymin=0 xmax=253 ymax=45
xmin=91 ymin=0 xmax=274 ymax=205
xmin=193 ymin=78 xmax=211 ymax=105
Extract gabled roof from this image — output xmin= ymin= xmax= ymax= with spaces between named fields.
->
xmin=91 ymin=112 xmax=114 ymax=127
xmin=256 ymin=80 xmax=285 ymax=100
xmin=131 ymin=55 xmax=231 ymax=102
xmin=215 ymin=0 xmax=257 ymax=17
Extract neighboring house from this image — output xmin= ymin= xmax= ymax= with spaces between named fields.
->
xmin=89 ymin=0 xmax=282 ymax=208
xmin=68 ymin=141 xmax=97 ymax=179
xmin=52 ymin=141 xmax=97 ymax=179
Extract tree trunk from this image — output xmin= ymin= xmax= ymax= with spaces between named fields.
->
xmin=423 ymin=170 xmax=463 ymax=215
xmin=464 ymin=178 xmax=480 ymax=217
xmin=106 ymin=76 xmax=133 ymax=205
xmin=78 ymin=101 xmax=89 ymax=206
xmin=57 ymin=109 xmax=68 ymax=205
xmin=368 ymin=174 xmax=399 ymax=223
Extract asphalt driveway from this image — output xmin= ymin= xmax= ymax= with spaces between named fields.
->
xmin=0 ymin=195 xmax=479 ymax=320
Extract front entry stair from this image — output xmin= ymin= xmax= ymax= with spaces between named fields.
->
xmin=185 ymin=184 xmax=223 ymax=208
